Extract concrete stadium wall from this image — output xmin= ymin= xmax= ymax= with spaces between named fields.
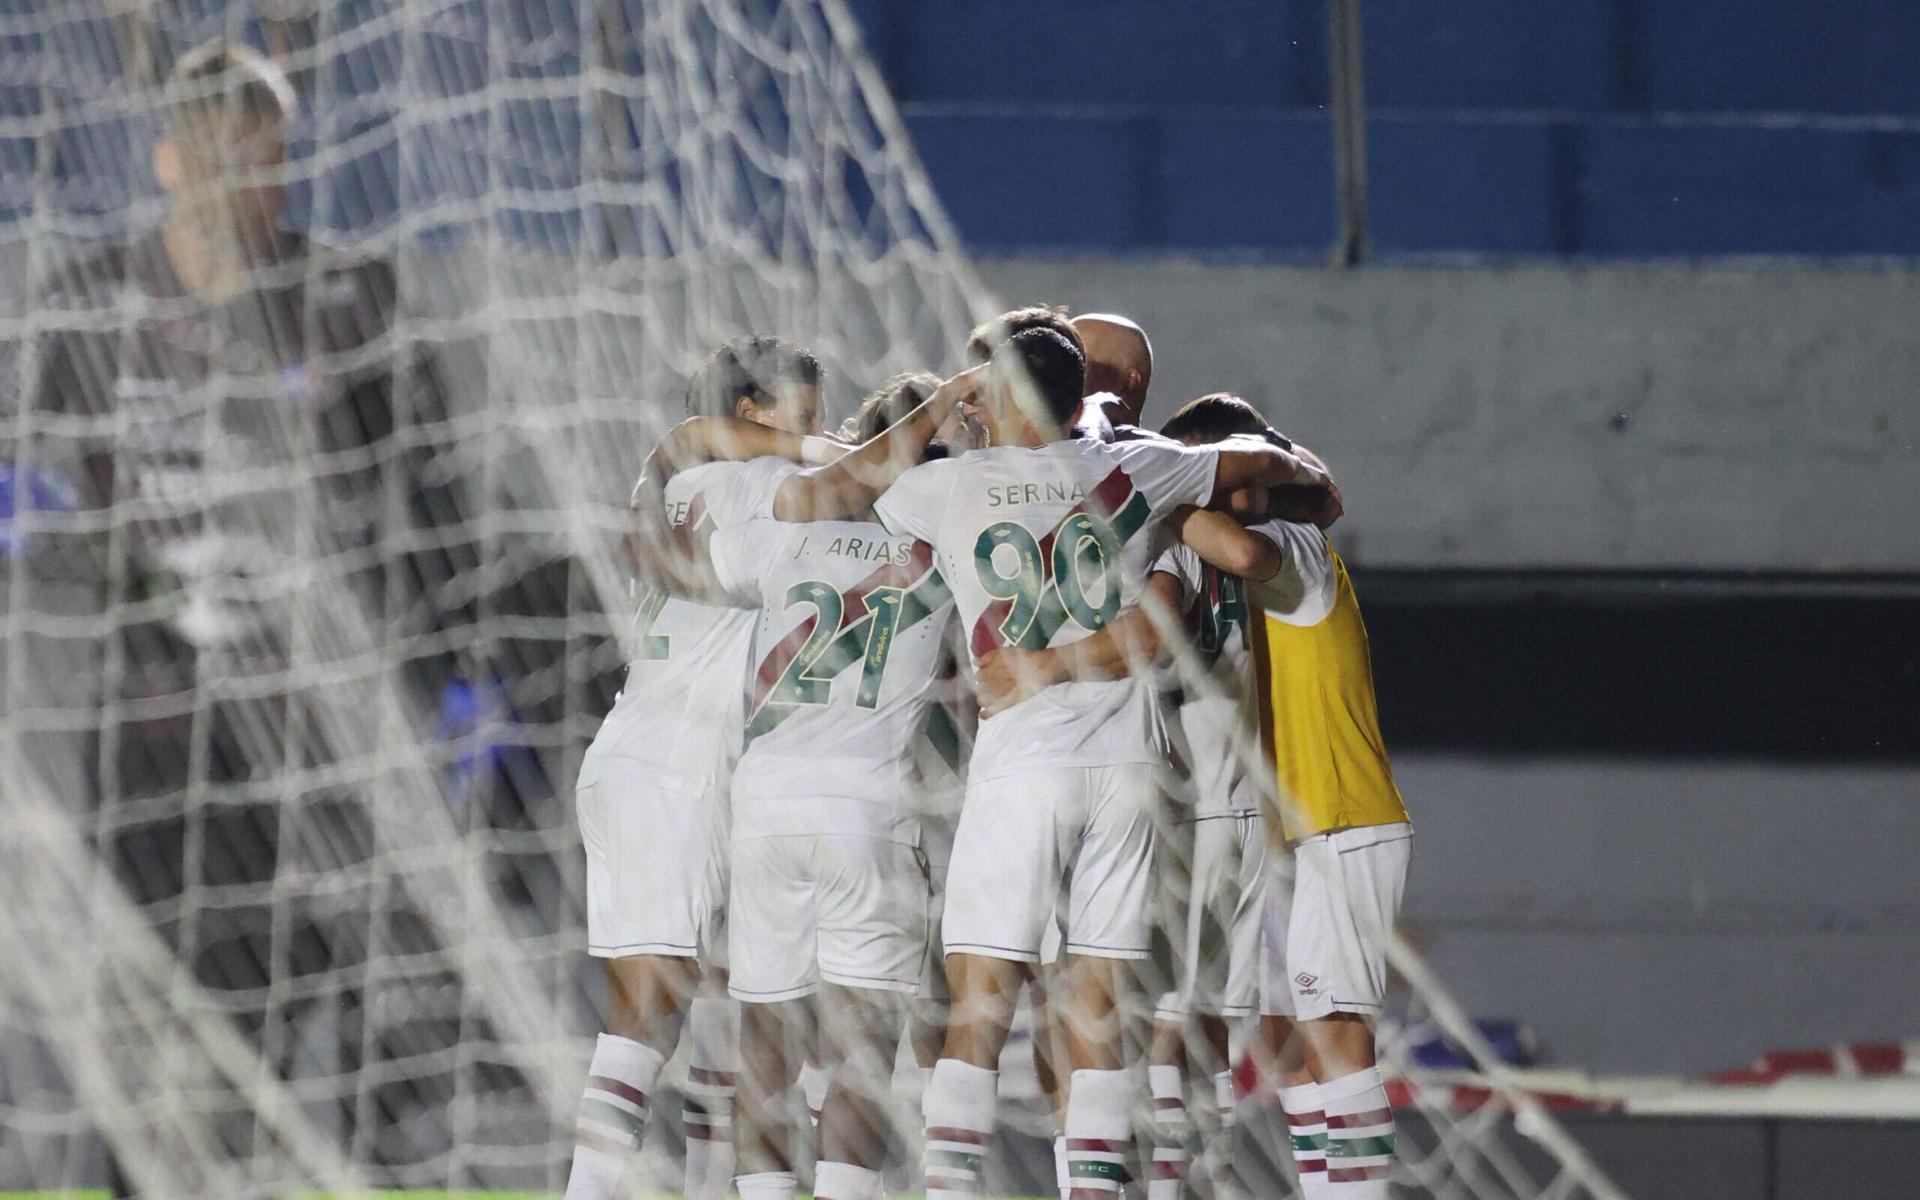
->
xmin=976 ymin=258 xmax=1920 ymax=573
xmin=1392 ymin=752 xmax=1920 ymax=1075
xmin=12 ymin=236 xmax=1915 ymax=1079
xmin=11 ymin=239 xmax=1914 ymax=573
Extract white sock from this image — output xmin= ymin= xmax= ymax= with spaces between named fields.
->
xmin=564 ymin=1033 xmax=664 ymax=1200
xmin=1053 ymin=1133 xmax=1070 ymax=1200
xmin=1214 ymin=1067 xmax=1238 ymax=1121
xmin=1063 ymin=1068 xmax=1133 ymax=1198
xmin=683 ymin=997 xmax=740 ymax=1200
xmin=1203 ymin=1067 xmax=1240 ymax=1197
xmin=923 ymin=1058 xmax=996 ymax=1199
xmin=734 ymin=1169 xmax=797 ymax=1199
xmin=1319 ymin=1067 xmax=1395 ymax=1198
xmin=800 ymin=1058 xmax=832 ymax=1128
xmin=1280 ymin=1081 xmax=1330 ymax=1198
xmin=814 ymin=1160 xmax=885 ymax=1200
xmin=1145 ymin=1064 xmax=1188 ymax=1200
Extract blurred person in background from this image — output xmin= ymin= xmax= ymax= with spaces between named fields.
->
xmin=15 ymin=36 xmax=479 ymax=1159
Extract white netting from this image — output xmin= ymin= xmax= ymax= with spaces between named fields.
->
xmin=0 ymin=1 xmax=1624 ymax=1197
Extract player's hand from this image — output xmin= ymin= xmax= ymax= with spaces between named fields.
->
xmin=974 ymin=646 xmax=1058 ymax=717
xmin=939 ymin=363 xmax=987 ymax=410
xmin=1269 ymin=481 xmax=1343 ymax=529
xmin=1285 ymin=450 xmax=1330 ymax=490
xmin=937 ymin=404 xmax=987 ymax=452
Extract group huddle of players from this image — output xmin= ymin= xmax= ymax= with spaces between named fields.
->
xmin=564 ymin=306 xmax=1414 ymax=1200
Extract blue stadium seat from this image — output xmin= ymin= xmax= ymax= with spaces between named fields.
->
xmin=1364 ymin=0 xmax=1614 ymax=112
xmin=1368 ymin=117 xmax=1566 ymax=254
xmin=53 ymin=115 xmax=148 ymax=221
xmin=1584 ymin=122 xmax=1920 ymax=256
xmin=0 ymin=138 xmax=33 ymax=223
xmin=904 ymin=111 xmax=1147 ymax=252
xmin=1628 ymin=0 xmax=1920 ymax=116
xmin=840 ymin=0 xmax=909 ymax=90
xmin=888 ymin=1 xmax=1323 ymax=109
xmin=1159 ymin=111 xmax=1335 ymax=253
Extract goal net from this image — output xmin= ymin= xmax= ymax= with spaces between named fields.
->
xmin=0 ymin=2 xmax=1624 ymax=1198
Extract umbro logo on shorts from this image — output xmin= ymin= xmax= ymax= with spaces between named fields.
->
xmin=1295 ymin=972 xmax=1320 ymax=993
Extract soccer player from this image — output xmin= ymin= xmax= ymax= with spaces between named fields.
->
xmin=1116 ymin=396 xmax=1409 ymax=1200
xmin=961 ymin=303 xmax=1094 ymax=1186
xmin=626 ymin=374 xmax=971 ymax=1200
xmin=865 ymin=327 xmax=1332 ymax=1200
xmin=971 ymin=391 xmax=1347 ymax=1200
xmin=567 ymin=337 xmax=824 ymax=1200
xmin=841 ymin=375 xmax=980 ymax=1094
xmin=965 ymin=304 xmax=1159 ymax=1186
xmin=574 ymin=337 xmax=949 ymax=1200
xmin=1140 ymin=396 xmax=1306 ymax=1200
xmin=1255 ymin=509 xmax=1411 ymax=1200
xmin=974 ymin=404 xmax=1302 ymax=1200
xmin=1070 ymin=313 xmax=1155 ymax=436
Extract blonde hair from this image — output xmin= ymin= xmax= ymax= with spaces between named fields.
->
xmin=841 ymin=371 xmax=942 ymax=443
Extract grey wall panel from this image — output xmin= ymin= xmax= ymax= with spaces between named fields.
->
xmin=1393 ymin=753 xmax=1920 ymax=1075
xmin=976 ymin=258 xmax=1920 ymax=572
xmin=1776 ymin=1120 xmax=1920 ymax=1200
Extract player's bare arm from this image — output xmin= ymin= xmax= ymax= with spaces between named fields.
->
xmin=649 ymin=415 xmax=814 ymax=484
xmin=973 ymin=571 xmax=1186 ymax=717
xmin=1168 ymin=505 xmax=1285 ymax=582
xmin=622 ymin=467 xmax=736 ymax=606
xmin=1209 ymin=434 xmax=1333 ymax=499
xmin=767 ymin=364 xmax=984 ymax=521
xmin=1267 ymin=443 xmax=1344 ymax=528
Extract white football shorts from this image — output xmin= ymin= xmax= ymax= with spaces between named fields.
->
xmin=943 ymin=764 xmax=1161 ymax=963
xmin=919 ymin=854 xmax=951 ymax=1002
xmin=577 ymin=754 xmax=728 ymax=961
xmin=727 ymin=833 xmax=932 ymax=1003
xmin=1156 ymin=811 xmax=1267 ymax=1020
xmin=1262 ymin=822 xmax=1412 ymax=1021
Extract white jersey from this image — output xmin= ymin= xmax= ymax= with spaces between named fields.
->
xmin=904 ymin=643 xmax=973 ymax=869
xmin=1158 ymin=519 xmax=1338 ymax=815
xmin=582 ymin=457 xmax=799 ymax=794
xmin=709 ymin=518 xmax=956 ymax=842
xmin=873 ymin=437 xmax=1219 ymax=781
xmin=1156 ymin=537 xmax=1258 ymax=815
xmin=1247 ymin=519 xmax=1339 ymax=628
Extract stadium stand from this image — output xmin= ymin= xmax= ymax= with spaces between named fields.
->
xmin=849 ymin=0 xmax=1920 ymax=258
xmin=13 ymin=3 xmax=1915 ymax=257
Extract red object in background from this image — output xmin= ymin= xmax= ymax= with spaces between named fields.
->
xmin=1709 ymin=1040 xmax=1917 ymax=1086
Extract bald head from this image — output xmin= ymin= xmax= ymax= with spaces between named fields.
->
xmin=1072 ymin=313 xmax=1153 ymax=422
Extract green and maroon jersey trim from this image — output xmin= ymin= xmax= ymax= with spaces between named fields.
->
xmin=969 ymin=464 xmax=1153 ymax=658
xmin=744 ymin=540 xmax=949 ymax=742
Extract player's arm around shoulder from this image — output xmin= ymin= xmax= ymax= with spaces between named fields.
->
xmin=1166 ymin=505 xmax=1285 ymax=582
xmin=1266 ymin=442 xmax=1344 ymax=529
xmin=1248 ymin=519 xmax=1338 ymax=627
xmin=973 ymin=570 xmax=1186 ymax=717
xmin=770 ymin=365 xmax=984 ymax=523
xmin=624 ymin=472 xmax=759 ymax=607
xmin=1208 ymin=432 xmax=1333 ymax=501
xmin=869 ymin=452 xmax=961 ymax=545
xmin=649 ymin=415 xmax=818 ymax=484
